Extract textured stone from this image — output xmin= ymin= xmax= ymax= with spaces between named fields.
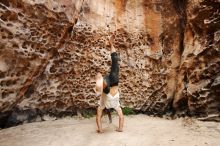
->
xmin=0 ymin=0 xmax=220 ymax=127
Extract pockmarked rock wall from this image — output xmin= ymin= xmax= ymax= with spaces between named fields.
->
xmin=0 ymin=0 xmax=219 ymax=127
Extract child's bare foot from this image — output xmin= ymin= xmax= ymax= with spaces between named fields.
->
xmin=96 ymin=129 xmax=104 ymax=133
xmin=125 ymin=42 xmax=130 ymax=48
xmin=109 ymin=35 xmax=115 ymax=44
xmin=105 ymin=39 xmax=111 ymax=47
xmin=116 ymin=128 xmax=123 ymax=132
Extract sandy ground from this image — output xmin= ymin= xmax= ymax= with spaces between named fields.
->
xmin=0 ymin=114 xmax=220 ymax=146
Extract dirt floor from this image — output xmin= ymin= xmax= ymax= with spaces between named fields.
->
xmin=0 ymin=114 xmax=220 ymax=146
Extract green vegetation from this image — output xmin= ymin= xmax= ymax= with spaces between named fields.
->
xmin=81 ymin=110 xmax=96 ymax=118
xmin=122 ymin=107 xmax=136 ymax=115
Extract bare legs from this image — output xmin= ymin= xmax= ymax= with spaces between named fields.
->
xmin=110 ymin=42 xmax=116 ymax=53
xmin=109 ymin=35 xmax=116 ymax=53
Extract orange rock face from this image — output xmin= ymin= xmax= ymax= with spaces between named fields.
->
xmin=0 ymin=0 xmax=220 ymax=126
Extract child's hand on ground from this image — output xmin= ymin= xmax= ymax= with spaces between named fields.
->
xmin=116 ymin=127 xmax=123 ymax=132
xmin=97 ymin=129 xmax=104 ymax=133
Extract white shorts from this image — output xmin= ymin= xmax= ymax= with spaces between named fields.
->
xmin=99 ymin=92 xmax=120 ymax=110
